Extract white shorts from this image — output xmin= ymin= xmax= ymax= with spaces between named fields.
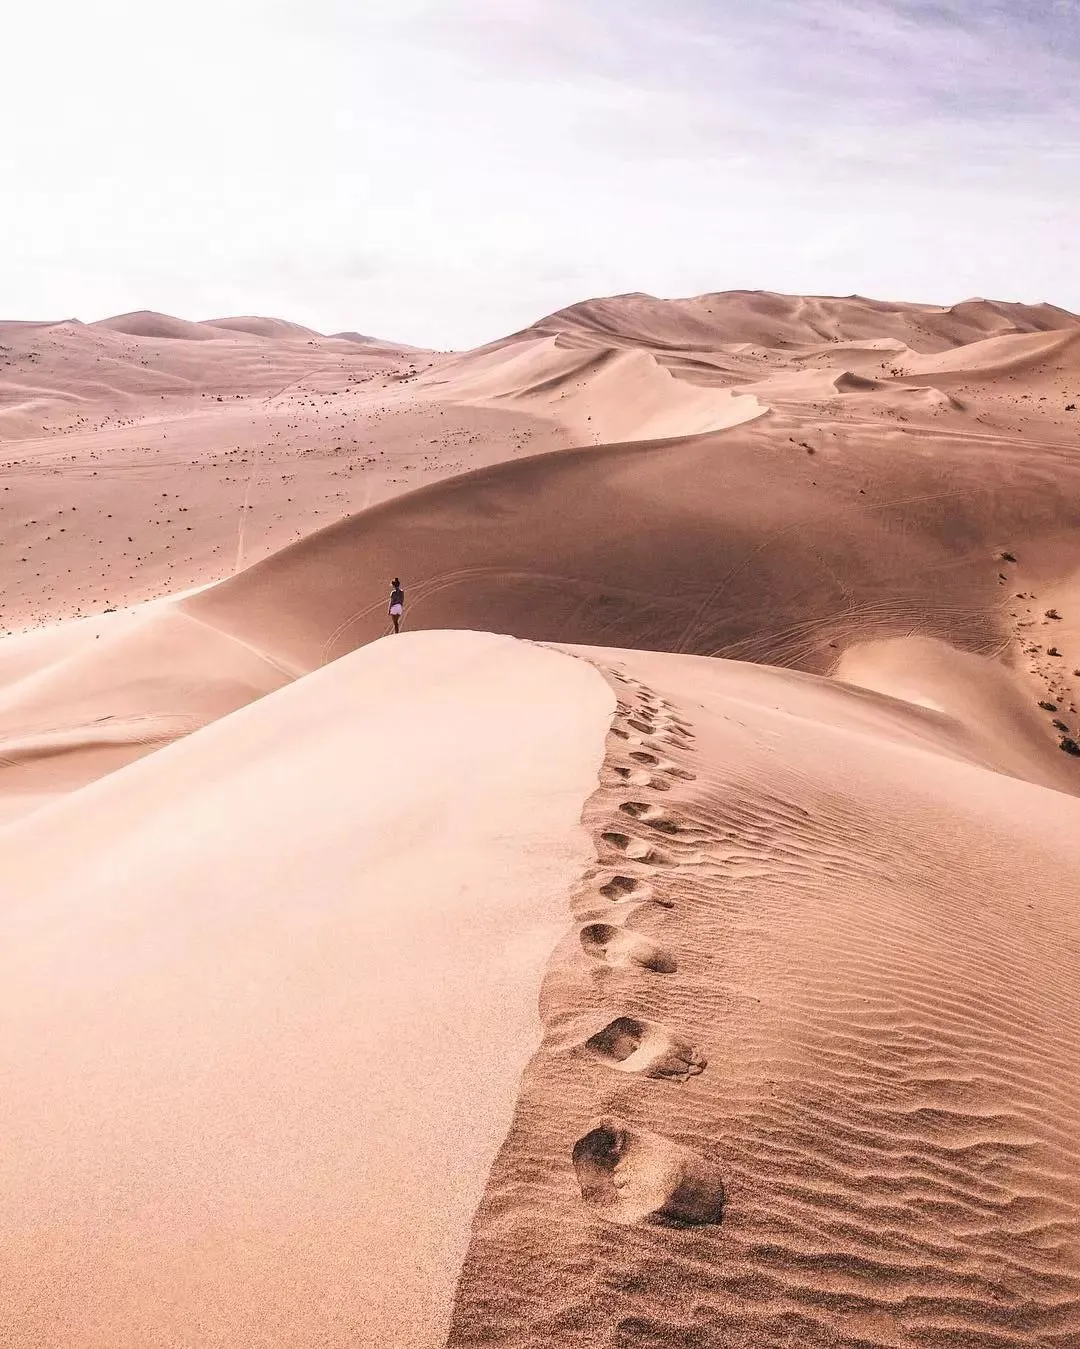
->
xmin=390 ymin=604 xmax=403 ymax=617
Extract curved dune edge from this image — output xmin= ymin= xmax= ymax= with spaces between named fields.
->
xmin=0 ymin=631 xmax=613 ymax=1349
xmin=446 ymin=643 xmax=1080 ymax=1346
xmin=424 ymin=334 xmax=766 ymax=442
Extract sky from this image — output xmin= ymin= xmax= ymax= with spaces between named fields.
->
xmin=3 ymin=0 xmax=1078 ymax=348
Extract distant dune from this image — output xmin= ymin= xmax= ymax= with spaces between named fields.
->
xmin=332 ymin=329 xmax=427 ymax=352
xmin=201 ymin=315 xmax=322 ymax=339
xmin=91 ymin=309 xmax=226 ymax=340
xmin=3 ymin=287 xmax=1080 ymax=1346
xmin=516 ymin=288 xmax=1080 ymax=354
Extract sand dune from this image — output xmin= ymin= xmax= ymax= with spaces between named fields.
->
xmin=201 ymin=315 xmax=321 ymax=339
xmin=5 ymin=630 xmax=1079 ymax=1344
xmin=447 ymin=644 xmax=1080 ymax=1345
xmin=425 ymin=335 xmax=765 ymax=441
xmin=8 ymin=293 xmax=1080 ymax=815
xmin=519 ymin=289 xmax=1080 ymax=355
xmin=0 ymin=316 xmax=574 ymax=632
xmin=0 ymin=631 xmax=612 ymax=1348
xmin=4 ymin=287 xmax=1080 ymax=1345
xmin=896 ymin=329 xmax=1080 ymax=384
xmin=91 ymin=310 xmax=227 ymax=341
xmin=0 ymin=604 xmax=292 ymax=810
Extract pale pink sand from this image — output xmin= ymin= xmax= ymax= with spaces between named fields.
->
xmin=444 ymin=642 xmax=1080 ymax=1345
xmin=0 ymin=630 xmax=613 ymax=1348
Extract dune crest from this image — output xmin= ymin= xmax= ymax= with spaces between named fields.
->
xmin=446 ymin=645 xmax=1080 ymax=1345
xmin=424 ymin=335 xmax=765 ymax=441
xmin=0 ymin=631 xmax=612 ymax=1348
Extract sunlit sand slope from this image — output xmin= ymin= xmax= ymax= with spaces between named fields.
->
xmin=447 ymin=644 xmax=1080 ymax=1348
xmin=0 ymin=631 xmax=612 ymax=1349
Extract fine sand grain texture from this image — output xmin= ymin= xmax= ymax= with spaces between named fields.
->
xmin=0 ymin=631 xmax=613 ymax=1349
xmin=445 ymin=645 xmax=1080 ymax=1347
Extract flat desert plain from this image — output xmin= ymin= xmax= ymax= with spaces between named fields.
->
xmin=2 ymin=292 xmax=1080 ymax=1347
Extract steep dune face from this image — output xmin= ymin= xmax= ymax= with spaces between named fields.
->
xmin=0 ymin=606 xmax=293 ymax=815
xmin=447 ymin=645 xmax=1080 ymax=1347
xmin=895 ymin=328 xmax=1080 ymax=381
xmin=835 ymin=634 xmax=1076 ymax=788
xmin=423 ymin=336 xmax=765 ymax=442
xmin=0 ymin=632 xmax=613 ymax=1349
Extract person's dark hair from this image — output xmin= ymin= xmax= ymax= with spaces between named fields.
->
xmin=392 ymin=577 xmax=400 ymax=587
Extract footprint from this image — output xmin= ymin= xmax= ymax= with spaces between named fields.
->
xmin=572 ymin=1117 xmax=725 ymax=1226
xmin=626 ymin=717 xmax=654 ymax=735
xmin=580 ymin=923 xmax=677 ymax=972
xmin=597 ymin=874 xmax=673 ymax=908
xmin=584 ymin=1016 xmax=706 ymax=1080
xmin=664 ymin=765 xmax=697 ymax=781
xmin=598 ymin=873 xmax=642 ymax=900
xmin=599 ymin=831 xmax=671 ymax=864
xmin=656 ymin=720 xmax=693 ymax=738
xmin=619 ymin=802 xmax=683 ymax=834
xmin=663 ymin=733 xmax=697 ymax=752
xmin=631 ymin=750 xmax=697 ymax=782
xmin=656 ymin=701 xmax=687 ymax=719
xmin=613 ymin=767 xmax=670 ymax=791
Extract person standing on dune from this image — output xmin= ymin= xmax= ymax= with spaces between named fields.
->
xmin=389 ymin=578 xmax=405 ymax=634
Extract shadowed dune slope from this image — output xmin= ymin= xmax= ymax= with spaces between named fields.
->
xmin=7 ymin=288 xmax=1080 ymax=812
xmin=0 ymin=631 xmax=612 ymax=1349
xmin=446 ymin=643 xmax=1080 ymax=1348
xmin=181 ymin=413 xmax=1080 ymax=720
xmin=8 ymin=386 xmax=1080 ymax=808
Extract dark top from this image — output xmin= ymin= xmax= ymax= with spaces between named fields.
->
xmin=390 ymin=586 xmax=405 ymax=607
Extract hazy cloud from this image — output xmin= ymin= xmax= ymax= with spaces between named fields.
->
xmin=2 ymin=0 xmax=1077 ymax=346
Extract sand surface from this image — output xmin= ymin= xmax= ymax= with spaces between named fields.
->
xmin=0 ymin=630 xmax=612 ymax=1348
xmin=4 ymin=288 xmax=1080 ymax=1346
xmin=446 ymin=644 xmax=1080 ymax=1346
